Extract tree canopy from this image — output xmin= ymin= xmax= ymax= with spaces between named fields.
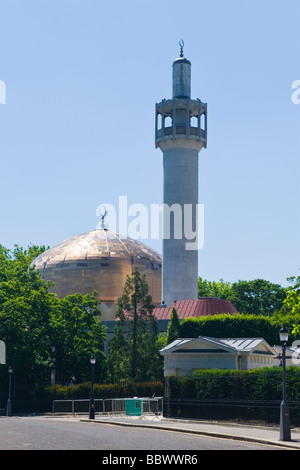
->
xmin=198 ymin=276 xmax=287 ymax=316
xmin=0 ymin=244 xmax=106 ymax=394
xmin=285 ymin=274 xmax=300 ymax=336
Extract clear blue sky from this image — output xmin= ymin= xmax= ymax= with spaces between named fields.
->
xmin=0 ymin=0 xmax=299 ymax=287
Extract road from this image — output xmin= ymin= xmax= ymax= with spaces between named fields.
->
xmin=0 ymin=416 xmax=288 ymax=452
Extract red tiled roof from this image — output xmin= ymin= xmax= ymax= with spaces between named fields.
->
xmin=153 ymin=298 xmax=238 ymax=320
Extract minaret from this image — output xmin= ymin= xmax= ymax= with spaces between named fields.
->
xmin=155 ymin=41 xmax=207 ymax=306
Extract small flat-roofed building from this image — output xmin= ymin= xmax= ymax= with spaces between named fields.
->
xmin=160 ymin=336 xmax=278 ymax=376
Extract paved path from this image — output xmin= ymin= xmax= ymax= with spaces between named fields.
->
xmin=81 ymin=414 xmax=300 ymax=449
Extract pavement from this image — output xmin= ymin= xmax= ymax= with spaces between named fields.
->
xmin=80 ymin=414 xmax=300 ymax=449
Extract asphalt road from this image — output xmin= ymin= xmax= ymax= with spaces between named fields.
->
xmin=0 ymin=416 xmax=287 ymax=452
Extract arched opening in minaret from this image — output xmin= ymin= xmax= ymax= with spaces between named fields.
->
xmin=190 ymin=116 xmax=198 ymax=128
xmin=200 ymin=113 xmax=205 ymax=131
xmin=157 ymin=113 xmax=162 ymax=130
xmin=165 ymin=115 xmax=172 ymax=129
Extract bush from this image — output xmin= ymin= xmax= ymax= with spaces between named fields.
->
xmin=167 ymin=367 xmax=300 ymax=401
xmin=44 ymin=380 xmax=163 ymax=400
xmin=179 ymin=314 xmax=299 ymax=346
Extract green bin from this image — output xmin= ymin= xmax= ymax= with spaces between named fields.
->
xmin=125 ymin=398 xmax=143 ymax=416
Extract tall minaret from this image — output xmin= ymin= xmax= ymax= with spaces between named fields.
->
xmin=155 ymin=41 xmax=207 ymax=306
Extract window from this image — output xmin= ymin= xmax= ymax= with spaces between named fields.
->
xmin=190 ymin=116 xmax=198 ymax=128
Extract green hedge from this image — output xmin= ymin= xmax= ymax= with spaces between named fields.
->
xmin=44 ymin=381 xmax=163 ymax=400
xmin=179 ymin=314 xmax=300 ymax=346
xmin=168 ymin=367 xmax=300 ymax=401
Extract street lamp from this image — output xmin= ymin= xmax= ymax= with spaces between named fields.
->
xmin=6 ymin=366 xmax=13 ymax=417
xmin=89 ymin=355 xmax=96 ymax=419
xmin=279 ymin=326 xmax=291 ymax=441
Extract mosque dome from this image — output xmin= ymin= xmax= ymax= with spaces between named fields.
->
xmin=32 ymin=229 xmax=162 ymax=320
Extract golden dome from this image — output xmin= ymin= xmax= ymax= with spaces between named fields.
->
xmin=32 ymin=229 xmax=162 ymax=310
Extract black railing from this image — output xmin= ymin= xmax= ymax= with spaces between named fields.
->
xmin=163 ymin=398 xmax=300 ymax=427
xmin=2 ymin=395 xmax=300 ymax=427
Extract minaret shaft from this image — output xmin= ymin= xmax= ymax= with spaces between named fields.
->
xmin=155 ymin=47 xmax=207 ymax=306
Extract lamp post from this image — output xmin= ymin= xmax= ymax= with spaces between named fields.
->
xmin=89 ymin=355 xmax=96 ymax=419
xmin=279 ymin=326 xmax=291 ymax=441
xmin=6 ymin=366 xmax=13 ymax=417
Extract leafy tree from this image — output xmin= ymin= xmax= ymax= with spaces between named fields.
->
xmin=49 ymin=292 xmax=107 ymax=383
xmin=230 ymin=279 xmax=287 ymax=316
xmin=198 ymin=277 xmax=231 ymax=299
xmin=0 ymin=245 xmax=107 ymax=395
xmin=198 ymin=276 xmax=287 ymax=316
xmin=283 ymin=274 xmax=300 ymax=337
xmin=285 ymin=275 xmax=300 ymax=315
xmin=0 ymin=244 xmax=54 ymax=390
xmin=109 ymin=267 xmax=159 ymax=382
xmin=154 ymin=333 xmax=167 ymax=380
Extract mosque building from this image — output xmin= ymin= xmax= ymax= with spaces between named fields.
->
xmin=32 ymin=227 xmax=162 ymax=322
xmin=31 ymin=43 xmax=237 ymax=340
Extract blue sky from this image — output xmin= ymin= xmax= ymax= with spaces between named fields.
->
xmin=0 ymin=0 xmax=299 ymax=287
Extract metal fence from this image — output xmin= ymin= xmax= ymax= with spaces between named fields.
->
xmin=163 ymin=398 xmax=300 ymax=427
xmin=52 ymin=397 xmax=163 ymax=416
xmin=52 ymin=399 xmax=104 ymax=415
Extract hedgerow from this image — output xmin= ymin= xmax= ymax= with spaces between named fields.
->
xmin=44 ymin=380 xmax=163 ymax=400
xmin=168 ymin=367 xmax=300 ymax=401
xmin=179 ymin=314 xmax=300 ymax=346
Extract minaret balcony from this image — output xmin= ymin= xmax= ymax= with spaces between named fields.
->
xmin=155 ymin=98 xmax=207 ymax=148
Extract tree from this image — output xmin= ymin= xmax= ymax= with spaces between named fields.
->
xmin=198 ymin=277 xmax=231 ymax=299
xmin=109 ymin=267 xmax=159 ymax=382
xmin=106 ymin=321 xmax=131 ymax=383
xmin=283 ymin=273 xmax=300 ymax=337
xmin=285 ymin=274 xmax=300 ymax=314
xmin=49 ymin=292 xmax=107 ymax=383
xmin=0 ymin=244 xmax=55 ymax=390
xmin=166 ymin=307 xmax=181 ymax=344
xmin=229 ymin=279 xmax=287 ymax=316
xmin=0 ymin=245 xmax=107 ymax=394
xmin=198 ymin=276 xmax=287 ymax=316
xmin=154 ymin=333 xmax=167 ymax=380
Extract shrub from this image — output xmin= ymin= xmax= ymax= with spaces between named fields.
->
xmin=167 ymin=367 xmax=300 ymax=401
xmin=179 ymin=314 xmax=296 ymax=346
xmin=44 ymin=380 xmax=163 ymax=400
